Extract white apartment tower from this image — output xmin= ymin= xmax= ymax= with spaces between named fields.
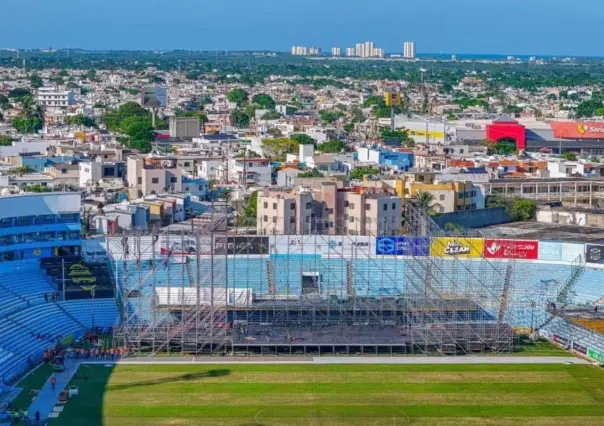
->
xmin=331 ymin=47 xmax=341 ymax=56
xmin=346 ymin=47 xmax=356 ymax=57
xmin=403 ymin=41 xmax=416 ymax=59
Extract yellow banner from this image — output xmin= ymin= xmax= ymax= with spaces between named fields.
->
xmin=430 ymin=238 xmax=484 ymax=258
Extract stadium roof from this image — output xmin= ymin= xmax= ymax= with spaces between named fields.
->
xmin=480 ymin=221 xmax=604 ymax=243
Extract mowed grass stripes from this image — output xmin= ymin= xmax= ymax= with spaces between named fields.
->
xmin=51 ymin=363 xmax=604 ymax=426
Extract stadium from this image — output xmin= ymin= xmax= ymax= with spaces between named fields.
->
xmin=2 ymin=193 xmax=604 ymax=424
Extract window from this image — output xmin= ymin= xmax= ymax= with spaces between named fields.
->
xmin=185 ymin=187 xmax=189 ymax=191
xmin=328 ymin=208 xmax=334 ymax=214
xmin=0 ymin=218 xmax=12 ymax=228
xmin=290 ymin=203 xmax=296 ymax=210
xmin=170 ymin=177 xmax=177 ymax=183
xmin=273 ymin=203 xmax=277 ymax=210
xmin=184 ymin=162 xmax=190 ymax=167
xmin=365 ymin=204 xmax=370 ymax=211
xmin=36 ymin=214 xmax=55 ymax=224
xmin=349 ymin=216 xmax=354 ymax=222
xmin=290 ymin=217 xmax=295 ymax=224
xmin=344 ymin=201 xmax=349 ymax=207
xmin=263 ymin=215 xmax=268 ymax=222
xmin=249 ymin=162 xmax=253 ymax=167
xmin=392 ymin=203 xmax=396 ymax=209
xmin=349 ymin=202 xmax=355 ymax=209
xmin=198 ymin=185 xmax=204 ymax=191
xmin=152 ymin=177 xmax=159 ymax=184
xmin=305 ymin=216 xmax=310 ymax=223
xmin=272 ymin=217 xmax=277 ymax=223
xmin=16 ymin=216 xmax=34 ymax=226
xmin=61 ymin=169 xmax=67 ymax=174
xmin=305 ymin=202 xmax=312 ymax=210
xmin=440 ymin=194 xmax=445 ymax=201
xmin=137 ymin=177 xmax=142 ymax=185
xmin=383 ymin=204 xmax=388 ymax=211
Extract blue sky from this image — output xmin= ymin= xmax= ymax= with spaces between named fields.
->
xmin=2 ymin=0 xmax=603 ymax=56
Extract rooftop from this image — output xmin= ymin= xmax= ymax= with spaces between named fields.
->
xmin=481 ymin=221 xmax=604 ymax=243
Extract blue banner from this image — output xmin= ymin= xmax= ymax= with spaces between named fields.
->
xmin=376 ymin=236 xmax=430 ymax=256
xmin=538 ymin=241 xmax=563 ymax=262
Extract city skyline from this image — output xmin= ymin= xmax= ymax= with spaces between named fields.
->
xmin=1 ymin=0 xmax=604 ymax=56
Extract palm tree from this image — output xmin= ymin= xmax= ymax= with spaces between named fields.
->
xmin=416 ymin=191 xmax=436 ymax=215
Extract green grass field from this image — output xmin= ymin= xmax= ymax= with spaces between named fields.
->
xmin=49 ymin=362 xmax=604 ymax=426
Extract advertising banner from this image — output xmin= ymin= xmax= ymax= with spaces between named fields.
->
xmin=572 ymin=343 xmax=588 ymax=355
xmin=376 ymin=236 xmax=430 ymax=256
xmin=552 ymin=335 xmax=568 ymax=346
xmin=561 ymin=243 xmax=585 ymax=263
xmin=271 ymin=235 xmax=320 ymax=256
xmin=538 ymin=241 xmax=563 ymax=262
xmin=227 ymin=236 xmax=269 ymax=255
xmin=551 ymin=121 xmax=604 ymax=139
xmin=430 ymin=238 xmax=484 ymax=258
xmin=588 ymin=348 xmax=604 ymax=363
xmin=586 ymin=244 xmax=604 ymax=264
xmin=316 ymin=236 xmax=374 ymax=257
xmin=484 ymin=239 xmax=539 ymax=260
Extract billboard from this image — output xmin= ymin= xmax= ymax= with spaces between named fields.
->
xmin=270 ymin=236 xmax=373 ymax=257
xmin=141 ymin=86 xmax=167 ymax=108
xmin=484 ymin=239 xmax=538 ymax=260
xmin=589 ymin=348 xmax=604 ymax=363
xmin=551 ymin=121 xmax=604 ymax=139
xmin=586 ymin=244 xmax=604 ymax=264
xmin=227 ymin=236 xmax=269 ymax=255
xmin=561 ymin=243 xmax=585 ymax=263
xmin=538 ymin=241 xmax=563 ymax=262
xmin=376 ymin=236 xmax=430 ymax=256
xmin=430 ymin=238 xmax=484 ymax=258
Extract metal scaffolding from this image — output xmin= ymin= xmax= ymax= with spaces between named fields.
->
xmin=105 ymin=202 xmax=579 ymax=356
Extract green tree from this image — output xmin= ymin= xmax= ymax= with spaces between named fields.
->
xmin=576 ymin=99 xmax=603 ymax=118
xmin=65 ymin=114 xmax=96 ymax=128
xmin=290 ymin=134 xmax=315 ymax=145
xmin=227 ymin=88 xmax=248 ymax=106
xmin=349 ymin=166 xmax=380 ymax=180
xmin=317 ymin=140 xmax=345 ymax=153
xmin=229 ymin=109 xmax=251 ymax=128
xmin=0 ymin=95 xmax=9 ymax=109
xmin=560 ymin=152 xmax=578 ymax=161
xmin=508 ymin=199 xmax=537 ymax=221
xmin=297 ymin=169 xmax=324 ymax=178
xmin=319 ymin=110 xmax=343 ymax=123
xmin=261 ymin=138 xmax=300 ymax=161
xmin=239 ymin=191 xmax=259 ymax=225
xmin=12 ymin=117 xmax=43 ymax=134
xmin=30 ymin=75 xmax=43 ymax=88
xmin=8 ymin=88 xmax=31 ymax=102
xmin=252 ymin=93 xmax=276 ymax=109
xmin=416 ymin=191 xmax=435 ymax=215
xmin=58 ymin=70 xmax=69 ymax=77
xmin=261 ymin=110 xmax=282 ymax=120
xmin=177 ymin=110 xmax=208 ymax=123
xmin=381 ymin=129 xmax=414 ymax=147
xmin=85 ymin=69 xmax=97 ymax=81
xmin=0 ymin=135 xmax=13 ymax=146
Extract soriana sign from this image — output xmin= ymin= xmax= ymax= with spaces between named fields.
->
xmin=551 ymin=121 xmax=604 ymax=139
xmin=484 ymin=239 xmax=539 ymax=260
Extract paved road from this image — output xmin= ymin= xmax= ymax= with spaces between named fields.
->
xmin=28 ymin=359 xmax=80 ymax=421
xmin=81 ymin=356 xmax=590 ymax=365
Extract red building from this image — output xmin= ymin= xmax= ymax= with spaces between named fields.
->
xmin=486 ymin=115 xmax=526 ymax=150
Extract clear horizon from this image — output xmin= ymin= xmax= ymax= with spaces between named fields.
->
xmin=2 ymin=0 xmax=604 ymax=56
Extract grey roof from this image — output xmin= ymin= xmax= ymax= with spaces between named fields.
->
xmin=492 ymin=114 xmax=518 ymax=123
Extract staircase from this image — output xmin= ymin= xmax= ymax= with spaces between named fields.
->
xmin=266 ymin=261 xmax=275 ymax=296
xmin=185 ymin=259 xmax=195 ymax=287
xmin=346 ymin=262 xmax=354 ymax=297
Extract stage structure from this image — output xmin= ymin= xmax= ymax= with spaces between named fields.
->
xmin=108 ymin=202 xmax=576 ymax=356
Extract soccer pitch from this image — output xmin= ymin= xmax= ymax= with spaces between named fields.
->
xmin=50 ymin=363 xmax=604 ymax=426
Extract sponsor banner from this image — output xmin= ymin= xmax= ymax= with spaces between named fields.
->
xmin=586 ymin=244 xmax=604 ymax=264
xmin=553 ymin=334 xmax=569 ymax=345
xmin=376 ymin=236 xmax=430 ymax=256
xmin=588 ymin=348 xmax=604 ymax=363
xmin=227 ymin=236 xmax=269 ymax=255
xmin=538 ymin=241 xmax=563 ymax=262
xmin=551 ymin=121 xmax=604 ymax=139
xmin=430 ymin=237 xmax=484 ymax=258
xmin=484 ymin=239 xmax=538 ymax=260
xmin=561 ymin=243 xmax=585 ymax=263
xmin=271 ymin=235 xmax=373 ymax=256
xmin=572 ymin=343 xmax=588 ymax=355
xmin=317 ymin=236 xmax=374 ymax=257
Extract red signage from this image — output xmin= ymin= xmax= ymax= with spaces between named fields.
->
xmin=551 ymin=121 xmax=604 ymax=139
xmin=484 ymin=239 xmax=539 ymax=260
